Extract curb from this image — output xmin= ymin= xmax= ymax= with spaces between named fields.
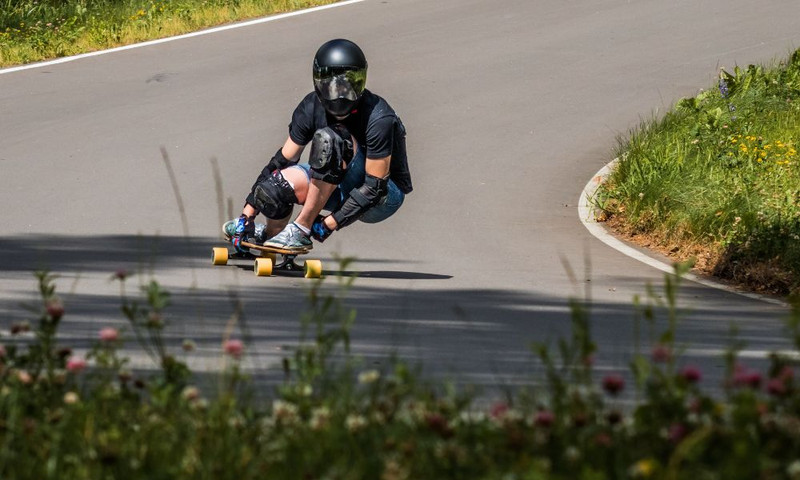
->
xmin=577 ymin=159 xmax=788 ymax=307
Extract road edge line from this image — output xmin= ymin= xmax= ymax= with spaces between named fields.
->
xmin=0 ymin=0 xmax=366 ymax=75
xmin=578 ymin=159 xmax=787 ymax=307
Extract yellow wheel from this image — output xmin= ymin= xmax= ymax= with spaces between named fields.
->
xmin=304 ymin=259 xmax=323 ymax=279
xmin=212 ymin=247 xmax=229 ymax=266
xmin=254 ymin=257 xmax=273 ymax=277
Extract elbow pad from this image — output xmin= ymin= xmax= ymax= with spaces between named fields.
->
xmin=266 ymin=148 xmax=293 ymax=173
xmin=331 ymin=174 xmax=388 ymax=229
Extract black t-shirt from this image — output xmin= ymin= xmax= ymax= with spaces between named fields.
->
xmin=288 ymin=90 xmax=413 ymax=194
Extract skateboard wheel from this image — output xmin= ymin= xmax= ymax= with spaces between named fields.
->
xmin=212 ymin=247 xmax=229 ymax=266
xmin=304 ymin=259 xmax=323 ymax=279
xmin=254 ymin=257 xmax=273 ymax=277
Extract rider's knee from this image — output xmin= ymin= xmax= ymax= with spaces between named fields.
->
xmin=246 ymin=170 xmax=298 ymax=220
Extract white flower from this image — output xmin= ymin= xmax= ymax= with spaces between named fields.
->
xmin=358 ymin=369 xmax=380 ymax=384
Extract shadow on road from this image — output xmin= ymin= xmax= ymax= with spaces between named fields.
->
xmin=0 ymin=234 xmax=792 ymax=400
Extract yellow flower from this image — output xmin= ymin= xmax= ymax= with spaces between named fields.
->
xmin=631 ymin=458 xmax=657 ymax=478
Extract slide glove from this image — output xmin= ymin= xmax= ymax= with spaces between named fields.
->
xmin=311 ymin=215 xmax=334 ymax=243
xmin=231 ymin=214 xmax=255 ymax=252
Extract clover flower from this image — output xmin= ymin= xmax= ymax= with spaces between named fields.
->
xmin=602 ymin=374 xmax=625 ymax=396
xmin=66 ymin=357 xmax=87 ymax=373
xmin=99 ymin=327 xmax=119 ymax=342
xmin=223 ymin=339 xmax=244 ymax=359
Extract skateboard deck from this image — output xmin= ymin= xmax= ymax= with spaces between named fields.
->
xmin=211 ymin=240 xmax=322 ymax=278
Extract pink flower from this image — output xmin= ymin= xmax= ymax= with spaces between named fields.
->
xmin=113 ymin=269 xmax=130 ymax=281
xmin=66 ymin=357 xmax=87 ymax=373
xmin=602 ymin=374 xmax=625 ymax=396
xmin=534 ymin=410 xmax=555 ymax=427
xmin=680 ymin=366 xmax=702 ymax=384
xmin=99 ymin=327 xmax=119 ymax=342
xmin=668 ymin=423 xmax=688 ymax=444
xmin=490 ymin=402 xmax=509 ymax=420
xmin=767 ymin=378 xmax=787 ymax=397
xmin=46 ymin=300 xmax=64 ymax=320
xmin=223 ymin=339 xmax=244 ymax=359
xmin=651 ymin=344 xmax=672 ymax=363
xmin=733 ymin=366 xmax=762 ymax=389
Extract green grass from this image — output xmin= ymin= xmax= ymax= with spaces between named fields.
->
xmin=0 ymin=0 xmax=339 ymax=67
xmin=597 ymin=48 xmax=800 ymax=295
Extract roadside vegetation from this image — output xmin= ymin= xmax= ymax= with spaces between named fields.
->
xmin=596 ymin=48 xmax=800 ymax=296
xmin=0 ymin=0 xmax=338 ymax=67
xmin=3 ymin=265 xmax=800 ymax=479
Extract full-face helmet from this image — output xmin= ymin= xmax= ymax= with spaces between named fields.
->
xmin=313 ymin=39 xmax=368 ymax=117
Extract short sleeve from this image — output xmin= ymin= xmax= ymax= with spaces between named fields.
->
xmin=288 ymin=96 xmax=316 ymax=146
xmin=366 ymin=115 xmax=395 ymax=159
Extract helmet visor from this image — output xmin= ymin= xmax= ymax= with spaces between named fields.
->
xmin=313 ymin=68 xmax=366 ymax=102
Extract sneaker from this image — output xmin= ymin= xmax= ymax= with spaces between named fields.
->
xmin=222 ymin=219 xmax=267 ymax=242
xmin=262 ymin=222 xmax=312 ymax=251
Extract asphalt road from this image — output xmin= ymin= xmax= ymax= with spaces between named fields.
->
xmin=1 ymin=0 xmax=799 ymax=394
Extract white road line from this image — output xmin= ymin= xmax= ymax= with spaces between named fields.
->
xmin=0 ymin=0 xmax=365 ymax=75
xmin=578 ymin=159 xmax=788 ymax=307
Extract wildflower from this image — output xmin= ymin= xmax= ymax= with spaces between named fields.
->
xmin=767 ymin=378 xmax=787 ymax=397
xmin=346 ymin=414 xmax=368 ymax=432
xmin=66 ymin=357 xmax=87 ymax=373
xmin=181 ymin=386 xmax=200 ymax=402
xmin=99 ymin=327 xmax=119 ymax=342
xmin=534 ymin=409 xmax=555 ymax=427
xmin=46 ymin=299 xmax=65 ymax=320
xmin=112 ymin=269 xmax=129 ymax=281
xmin=490 ymin=402 xmax=509 ymax=420
xmin=182 ymin=339 xmax=196 ymax=352
xmin=564 ymin=446 xmax=581 ymax=463
xmin=668 ymin=423 xmax=688 ymax=444
xmin=425 ymin=412 xmax=453 ymax=438
xmin=146 ymin=312 xmax=164 ymax=329
xmin=118 ymin=369 xmax=132 ymax=383
xmin=17 ymin=370 xmax=33 ymax=384
xmin=630 ymin=458 xmax=657 ymax=478
xmin=733 ymin=365 xmax=762 ymax=389
xmin=63 ymin=392 xmax=79 ymax=404
xmin=606 ymin=410 xmax=622 ymax=425
xmin=593 ymin=432 xmax=613 ymax=447
xmin=787 ymin=460 xmax=800 ymax=480
xmin=602 ymin=374 xmax=625 ymax=396
xmin=223 ymin=339 xmax=244 ymax=359
xmin=718 ymin=76 xmax=730 ymax=98
xmin=10 ymin=322 xmax=31 ymax=334
xmin=272 ymin=399 xmax=299 ymax=424
xmin=680 ymin=366 xmax=702 ymax=384
xmin=651 ymin=344 xmax=672 ymax=363
xmin=358 ymin=369 xmax=380 ymax=384
xmin=310 ymin=407 xmax=331 ymax=430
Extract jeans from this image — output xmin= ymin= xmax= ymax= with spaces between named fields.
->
xmin=295 ymin=145 xmax=405 ymax=223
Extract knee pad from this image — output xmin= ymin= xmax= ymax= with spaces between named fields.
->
xmin=308 ymin=124 xmax=354 ymax=184
xmin=248 ymin=171 xmax=298 ymax=219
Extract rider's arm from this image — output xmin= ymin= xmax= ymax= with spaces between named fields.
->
xmin=324 ymin=155 xmax=390 ymax=230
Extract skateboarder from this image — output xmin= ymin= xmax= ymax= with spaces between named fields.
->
xmin=225 ymin=38 xmax=412 ymax=252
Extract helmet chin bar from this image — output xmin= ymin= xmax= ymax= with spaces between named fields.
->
xmin=321 ymin=97 xmax=356 ymax=117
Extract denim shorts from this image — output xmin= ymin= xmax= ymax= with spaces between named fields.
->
xmin=293 ymin=145 xmax=405 ymax=224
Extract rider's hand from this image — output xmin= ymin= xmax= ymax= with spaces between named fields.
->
xmin=311 ymin=215 xmax=333 ymax=243
xmin=231 ymin=214 xmax=255 ymax=251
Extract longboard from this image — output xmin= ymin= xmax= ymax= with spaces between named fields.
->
xmin=211 ymin=240 xmax=322 ymax=278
